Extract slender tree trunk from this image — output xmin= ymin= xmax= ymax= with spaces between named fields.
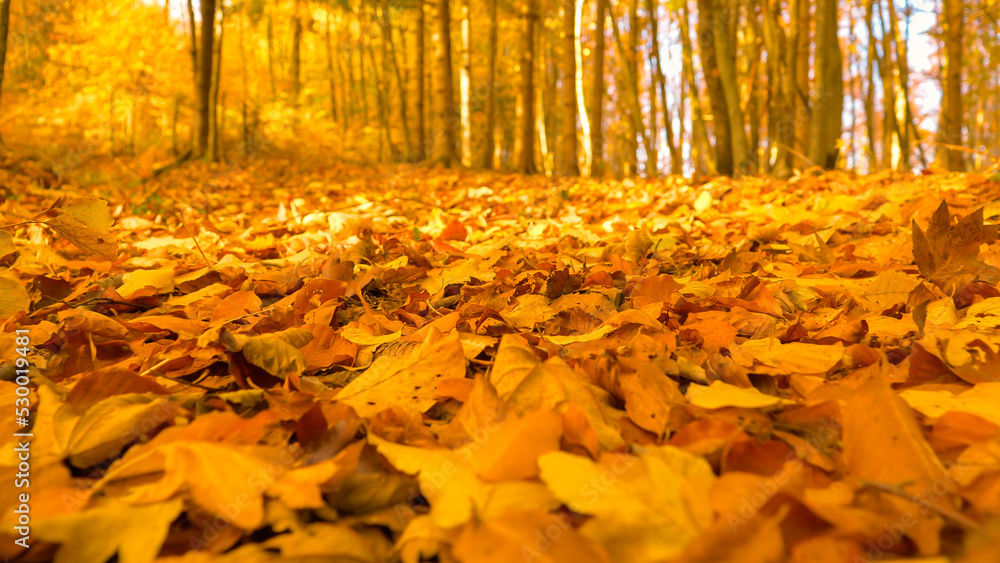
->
xmin=590 ymin=0 xmax=608 ymax=175
xmin=696 ymin=0 xmax=734 ymax=175
xmin=267 ymin=15 xmax=277 ymax=99
xmin=807 ymin=0 xmax=842 ymax=168
xmin=326 ymin=12 xmax=338 ymax=121
xmin=792 ymin=0 xmax=811 ymax=168
xmin=483 ymin=0 xmax=499 ymax=168
xmin=711 ymin=0 xmax=750 ymax=174
xmin=196 ymin=0 xmax=216 ymax=158
xmin=416 ymin=0 xmax=427 ymax=161
xmin=207 ymin=4 xmax=225 ymax=163
xmin=680 ymin=1 xmax=711 ymax=175
xmin=886 ymin=0 xmax=910 ymax=168
xmin=609 ymin=5 xmax=652 ymax=175
xmin=627 ymin=0 xmax=640 ymax=175
xmin=459 ymin=0 xmax=472 ymax=166
xmin=431 ymin=0 xmax=457 ymax=166
xmin=647 ymin=0 xmax=681 ymax=175
xmin=291 ymin=0 xmax=303 ymax=101
xmin=382 ymin=0 xmax=412 ymax=159
xmin=557 ymin=0 xmax=579 ymax=175
xmin=864 ymin=0 xmax=877 ymax=170
xmin=574 ymin=0 xmax=592 ymax=175
xmin=516 ymin=0 xmax=539 ymax=173
xmin=763 ymin=0 xmax=792 ymax=177
xmin=186 ymin=0 xmax=198 ymax=151
xmin=939 ymin=0 xmax=964 ymax=170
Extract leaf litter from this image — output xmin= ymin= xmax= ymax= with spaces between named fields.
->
xmin=2 ymin=161 xmax=1000 ymax=561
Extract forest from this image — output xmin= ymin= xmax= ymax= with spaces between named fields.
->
xmin=0 ymin=0 xmax=992 ymax=175
xmin=2 ymin=0 xmax=1000 ymax=562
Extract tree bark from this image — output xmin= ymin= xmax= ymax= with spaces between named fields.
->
xmin=416 ymin=0 xmax=427 ymax=161
xmin=680 ymin=1 xmax=711 ymax=175
xmin=459 ymin=0 xmax=472 ymax=166
xmin=326 ymin=11 xmax=338 ymax=122
xmin=382 ymin=0 xmax=412 ymax=159
xmin=647 ymin=0 xmax=681 ymax=175
xmin=431 ymin=0 xmax=457 ymax=166
xmin=196 ymin=0 xmax=216 ymax=159
xmin=791 ymin=0 xmax=811 ymax=168
xmin=696 ymin=0 xmax=734 ymax=176
xmin=516 ymin=0 xmax=539 ymax=173
xmin=590 ymin=0 xmax=608 ymax=175
xmin=291 ymin=0 xmax=302 ymax=101
xmin=939 ymin=0 xmax=964 ymax=170
xmin=207 ymin=4 xmax=224 ymax=163
xmin=807 ymin=0 xmax=842 ymax=168
xmin=557 ymin=0 xmax=579 ymax=175
xmin=483 ymin=0 xmax=499 ymax=168
xmin=711 ymin=0 xmax=750 ymax=174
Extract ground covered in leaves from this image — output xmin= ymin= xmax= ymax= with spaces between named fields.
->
xmin=3 ymin=155 xmax=1000 ymax=562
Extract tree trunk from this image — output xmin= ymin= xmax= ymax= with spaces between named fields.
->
xmin=382 ymin=0 xmax=412 ymax=159
xmin=791 ymin=0 xmax=811 ymax=168
xmin=326 ymin=11 xmax=338 ymax=122
xmin=864 ymin=0 xmax=877 ymax=170
xmin=696 ymin=0 xmax=734 ymax=176
xmin=574 ymin=0 xmax=592 ymax=175
xmin=431 ymin=0 xmax=457 ymax=166
xmin=483 ymin=0 xmax=499 ymax=168
xmin=807 ymin=0 xmax=842 ymax=168
xmin=590 ymin=0 xmax=608 ymax=175
xmin=196 ymin=0 xmax=216 ymax=159
xmin=557 ymin=0 xmax=579 ymax=175
xmin=207 ymin=4 xmax=224 ymax=163
xmin=647 ymin=0 xmax=681 ymax=175
xmin=459 ymin=0 xmax=472 ymax=166
xmin=711 ymin=0 xmax=750 ymax=174
xmin=516 ymin=0 xmax=539 ymax=173
xmin=291 ymin=0 xmax=302 ymax=102
xmin=266 ymin=15 xmax=277 ymax=99
xmin=416 ymin=0 xmax=427 ymax=161
xmin=763 ymin=0 xmax=792 ymax=177
xmin=626 ymin=0 xmax=640 ymax=175
xmin=680 ymin=0 xmax=711 ymax=175
xmin=939 ymin=0 xmax=964 ymax=170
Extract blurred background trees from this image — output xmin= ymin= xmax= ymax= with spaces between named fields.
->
xmin=0 ymin=0 xmax=993 ymax=177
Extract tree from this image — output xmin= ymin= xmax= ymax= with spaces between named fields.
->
xmin=710 ymin=0 xmax=750 ymax=174
xmin=557 ymin=0 xmax=579 ymax=175
xmin=939 ymin=0 xmax=964 ymax=171
xmin=196 ymin=0 xmax=217 ymax=159
xmin=291 ymin=0 xmax=303 ymax=101
xmin=696 ymin=0 xmax=734 ymax=176
xmin=430 ymin=0 xmax=457 ymax=166
xmin=482 ymin=0 xmax=499 ymax=168
xmin=807 ymin=0 xmax=843 ymax=168
xmin=516 ymin=0 xmax=539 ymax=174
xmin=590 ymin=0 xmax=608 ymax=175
xmin=416 ymin=0 xmax=427 ymax=161
xmin=459 ymin=0 xmax=472 ymax=166
xmin=0 ymin=0 xmax=13 ymax=122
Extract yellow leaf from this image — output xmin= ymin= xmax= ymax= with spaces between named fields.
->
xmin=900 ymin=383 xmax=1000 ymax=426
xmin=118 ymin=268 xmax=175 ymax=298
xmin=0 ymin=276 xmax=30 ymax=317
xmin=44 ymin=197 xmax=118 ymax=259
xmin=686 ymin=381 xmax=794 ymax=410
xmin=538 ymin=446 xmax=715 ymax=562
xmin=340 ymin=326 xmax=402 ymax=345
xmin=34 ymin=499 xmax=182 ymax=563
xmin=337 ymin=328 xmax=465 ymax=417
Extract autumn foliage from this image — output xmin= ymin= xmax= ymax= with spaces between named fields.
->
xmin=3 ymin=158 xmax=1000 ymax=562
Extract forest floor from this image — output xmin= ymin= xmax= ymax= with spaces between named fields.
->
xmin=3 ymin=150 xmax=1000 ymax=562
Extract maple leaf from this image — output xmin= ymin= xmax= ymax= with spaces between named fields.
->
xmin=912 ymin=201 xmax=1000 ymax=291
